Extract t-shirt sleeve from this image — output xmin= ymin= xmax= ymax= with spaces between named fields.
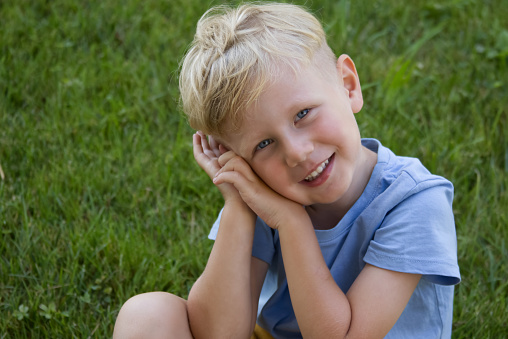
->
xmin=363 ymin=179 xmax=461 ymax=285
xmin=209 ymin=209 xmax=276 ymax=264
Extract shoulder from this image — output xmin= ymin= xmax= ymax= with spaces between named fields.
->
xmin=363 ymin=138 xmax=453 ymax=201
xmin=360 ymin=141 xmax=460 ymax=284
xmin=369 ymin=139 xmax=455 ymax=237
xmin=348 ymin=139 xmax=455 ymax=234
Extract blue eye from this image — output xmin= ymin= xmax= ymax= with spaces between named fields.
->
xmin=256 ymin=139 xmax=272 ymax=150
xmin=295 ymin=109 xmax=309 ymax=122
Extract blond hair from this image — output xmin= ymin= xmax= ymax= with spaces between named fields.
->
xmin=179 ymin=2 xmax=334 ymax=137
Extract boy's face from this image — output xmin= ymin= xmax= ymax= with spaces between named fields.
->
xmin=222 ymin=55 xmax=367 ymax=207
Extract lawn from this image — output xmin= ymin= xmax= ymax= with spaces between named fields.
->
xmin=1 ymin=0 xmax=507 ymax=337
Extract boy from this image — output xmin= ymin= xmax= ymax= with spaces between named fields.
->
xmin=114 ymin=3 xmax=460 ymax=338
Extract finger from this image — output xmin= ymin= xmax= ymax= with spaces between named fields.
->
xmin=216 ymin=155 xmax=258 ymax=183
xmin=193 ymin=132 xmax=211 ymax=159
xmin=219 ymin=143 xmax=229 ymax=155
xmin=198 ymin=132 xmax=219 ymax=158
xmin=213 ymin=168 xmax=247 ymax=187
xmin=213 ymin=166 xmax=265 ymax=206
xmin=217 ymin=150 xmax=240 ymax=168
xmin=197 ymin=131 xmax=210 ymax=152
xmin=208 ymin=135 xmax=222 ymax=158
xmin=193 ymin=132 xmax=205 ymax=159
xmin=193 ymin=133 xmax=210 ymax=166
xmin=193 ymin=133 xmax=221 ymax=177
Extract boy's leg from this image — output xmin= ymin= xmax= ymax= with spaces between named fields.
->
xmin=113 ymin=292 xmax=193 ymax=339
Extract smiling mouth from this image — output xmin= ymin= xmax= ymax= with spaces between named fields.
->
xmin=304 ymin=159 xmax=330 ymax=182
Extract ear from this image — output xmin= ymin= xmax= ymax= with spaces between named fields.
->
xmin=336 ymin=54 xmax=363 ymax=113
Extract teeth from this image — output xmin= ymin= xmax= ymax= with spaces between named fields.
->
xmin=305 ymin=159 xmax=329 ymax=181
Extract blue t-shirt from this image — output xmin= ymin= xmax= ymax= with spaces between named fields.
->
xmin=209 ymin=139 xmax=461 ymax=338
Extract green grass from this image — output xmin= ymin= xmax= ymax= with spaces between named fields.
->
xmin=1 ymin=0 xmax=506 ymax=337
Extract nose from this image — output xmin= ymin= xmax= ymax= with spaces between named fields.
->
xmin=283 ymin=136 xmax=314 ymax=168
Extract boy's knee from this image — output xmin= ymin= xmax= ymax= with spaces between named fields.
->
xmin=114 ymin=292 xmax=191 ymax=339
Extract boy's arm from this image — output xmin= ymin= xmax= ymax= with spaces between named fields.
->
xmin=277 ymin=215 xmax=421 ymax=338
xmin=187 ymin=133 xmax=268 ymax=339
xmin=346 ymin=264 xmax=421 ymax=337
xmin=187 ymin=201 xmax=266 ymax=339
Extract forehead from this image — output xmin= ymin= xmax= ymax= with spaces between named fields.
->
xmin=247 ymin=60 xmax=339 ymax=113
xmin=218 ymin=46 xmax=337 ymax=134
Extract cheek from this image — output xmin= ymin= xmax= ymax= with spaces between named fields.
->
xmin=318 ymin=113 xmax=358 ymax=143
xmin=251 ymin=161 xmax=286 ymax=188
xmin=313 ymin=120 xmax=341 ymax=144
xmin=251 ymin=162 xmax=273 ymax=183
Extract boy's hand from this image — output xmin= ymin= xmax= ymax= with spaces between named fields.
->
xmin=213 ymin=150 xmax=306 ymax=230
xmin=193 ymin=131 xmax=243 ymax=203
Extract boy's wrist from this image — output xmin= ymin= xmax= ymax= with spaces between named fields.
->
xmin=223 ymin=198 xmax=256 ymax=220
xmin=275 ymin=205 xmax=311 ymax=232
